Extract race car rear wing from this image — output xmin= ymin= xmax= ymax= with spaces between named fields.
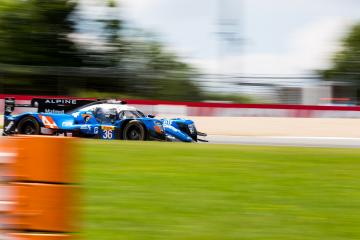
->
xmin=3 ymin=97 xmax=98 ymax=116
xmin=4 ymin=97 xmax=34 ymax=115
xmin=30 ymin=98 xmax=98 ymax=114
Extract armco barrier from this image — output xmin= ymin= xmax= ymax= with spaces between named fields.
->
xmin=1 ymin=94 xmax=360 ymax=118
xmin=0 ymin=137 xmax=78 ymax=240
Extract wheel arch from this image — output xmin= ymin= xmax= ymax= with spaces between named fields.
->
xmin=16 ymin=115 xmax=42 ymax=135
xmin=16 ymin=114 xmax=43 ymax=129
xmin=119 ymin=119 xmax=148 ymax=140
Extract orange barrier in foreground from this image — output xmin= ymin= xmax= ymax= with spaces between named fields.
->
xmin=0 ymin=137 xmax=78 ymax=240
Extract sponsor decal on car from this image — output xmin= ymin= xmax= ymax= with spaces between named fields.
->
xmin=45 ymin=99 xmax=77 ymax=105
xmin=4 ymin=121 xmax=14 ymax=132
xmin=163 ymin=119 xmax=173 ymax=126
xmin=72 ymin=112 xmax=80 ymax=118
xmin=38 ymin=115 xmax=59 ymax=129
xmin=101 ymin=126 xmax=115 ymax=131
xmin=62 ymin=121 xmax=73 ymax=127
xmin=80 ymin=125 xmax=91 ymax=130
xmin=82 ymin=114 xmax=92 ymax=122
xmin=45 ymin=109 xmax=65 ymax=114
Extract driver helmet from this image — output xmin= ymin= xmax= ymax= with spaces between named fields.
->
xmin=94 ymin=107 xmax=105 ymax=122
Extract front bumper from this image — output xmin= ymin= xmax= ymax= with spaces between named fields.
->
xmin=148 ymin=131 xmax=167 ymax=141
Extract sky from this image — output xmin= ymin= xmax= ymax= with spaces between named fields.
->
xmin=114 ymin=0 xmax=360 ymax=76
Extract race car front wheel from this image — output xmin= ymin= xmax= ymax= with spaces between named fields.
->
xmin=123 ymin=120 xmax=146 ymax=141
xmin=17 ymin=116 xmax=40 ymax=135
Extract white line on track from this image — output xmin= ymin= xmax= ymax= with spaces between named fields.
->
xmin=259 ymin=136 xmax=360 ymax=140
xmin=206 ymin=135 xmax=360 ymax=148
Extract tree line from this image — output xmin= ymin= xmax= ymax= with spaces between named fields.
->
xmin=0 ymin=0 xmax=202 ymax=101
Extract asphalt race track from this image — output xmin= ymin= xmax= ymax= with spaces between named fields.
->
xmin=206 ymin=135 xmax=360 ymax=148
xmin=2 ymin=129 xmax=360 ymax=147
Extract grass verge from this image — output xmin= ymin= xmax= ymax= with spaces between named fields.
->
xmin=81 ymin=141 xmax=360 ymax=240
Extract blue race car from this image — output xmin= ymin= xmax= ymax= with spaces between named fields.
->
xmin=2 ymin=97 xmax=207 ymax=142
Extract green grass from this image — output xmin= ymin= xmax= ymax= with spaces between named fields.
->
xmin=81 ymin=141 xmax=360 ymax=240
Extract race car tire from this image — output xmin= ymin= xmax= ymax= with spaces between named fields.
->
xmin=123 ymin=120 xmax=147 ymax=141
xmin=17 ymin=116 xmax=41 ymax=135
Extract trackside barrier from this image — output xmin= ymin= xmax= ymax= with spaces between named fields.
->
xmin=2 ymin=94 xmax=360 ymax=118
xmin=0 ymin=137 xmax=78 ymax=240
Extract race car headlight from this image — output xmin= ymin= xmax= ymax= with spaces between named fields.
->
xmin=154 ymin=122 xmax=164 ymax=134
xmin=188 ymin=124 xmax=196 ymax=134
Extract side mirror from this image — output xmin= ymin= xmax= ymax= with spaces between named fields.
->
xmin=147 ymin=114 xmax=155 ymax=118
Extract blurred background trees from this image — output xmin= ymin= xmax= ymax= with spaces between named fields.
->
xmin=322 ymin=23 xmax=360 ymax=104
xmin=1 ymin=1 xmax=360 ymax=104
xmin=323 ymin=23 xmax=360 ymax=83
xmin=0 ymin=0 xmax=83 ymax=94
xmin=0 ymin=0 xmax=203 ymax=101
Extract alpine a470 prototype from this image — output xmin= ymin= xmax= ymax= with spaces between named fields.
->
xmin=2 ymin=97 xmax=207 ymax=142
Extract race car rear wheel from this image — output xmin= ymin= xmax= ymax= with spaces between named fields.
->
xmin=17 ymin=116 xmax=40 ymax=135
xmin=123 ymin=120 xmax=146 ymax=141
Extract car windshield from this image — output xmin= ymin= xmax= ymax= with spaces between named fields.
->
xmin=71 ymin=103 xmax=146 ymax=123
xmin=119 ymin=110 xmax=145 ymax=119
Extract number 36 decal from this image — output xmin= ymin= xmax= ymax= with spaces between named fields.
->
xmin=102 ymin=129 xmax=113 ymax=139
